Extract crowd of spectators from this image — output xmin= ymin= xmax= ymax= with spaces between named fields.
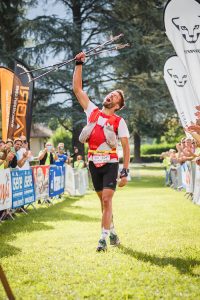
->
xmin=0 ymin=136 xmax=86 ymax=218
xmin=160 ymin=125 xmax=200 ymax=189
xmin=0 ymin=137 xmax=85 ymax=170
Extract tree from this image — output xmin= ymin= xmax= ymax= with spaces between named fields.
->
xmin=0 ymin=0 xmax=36 ymax=69
xmin=23 ymin=0 xmax=114 ymax=157
xmin=102 ymin=0 xmax=175 ymax=161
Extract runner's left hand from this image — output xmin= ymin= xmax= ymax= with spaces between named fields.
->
xmin=118 ymin=177 xmax=128 ymax=187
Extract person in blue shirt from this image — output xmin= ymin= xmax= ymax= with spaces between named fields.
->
xmin=55 ymin=143 xmax=68 ymax=166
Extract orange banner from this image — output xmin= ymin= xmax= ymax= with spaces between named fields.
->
xmin=7 ymin=61 xmax=33 ymax=140
xmin=0 ymin=67 xmax=14 ymax=141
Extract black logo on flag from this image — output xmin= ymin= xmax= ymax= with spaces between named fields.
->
xmin=167 ymin=68 xmax=187 ymax=87
xmin=172 ymin=17 xmax=200 ymax=43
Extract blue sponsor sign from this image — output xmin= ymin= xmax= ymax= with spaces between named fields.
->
xmin=23 ymin=169 xmax=35 ymax=205
xmin=49 ymin=165 xmax=65 ymax=197
xmin=11 ymin=170 xmax=24 ymax=209
xmin=11 ymin=169 xmax=35 ymax=208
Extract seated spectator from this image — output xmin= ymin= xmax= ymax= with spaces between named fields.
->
xmin=38 ymin=142 xmax=58 ymax=165
xmin=55 ymin=143 xmax=68 ymax=167
xmin=74 ymin=155 xmax=85 ymax=169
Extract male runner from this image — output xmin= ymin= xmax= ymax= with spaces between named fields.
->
xmin=73 ymin=52 xmax=130 ymax=252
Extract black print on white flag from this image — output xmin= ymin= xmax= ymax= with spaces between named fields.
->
xmin=164 ymin=0 xmax=200 ymax=102
xmin=164 ymin=55 xmax=200 ymax=128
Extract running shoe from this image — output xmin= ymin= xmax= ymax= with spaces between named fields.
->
xmin=96 ymin=239 xmax=107 ymax=252
xmin=109 ymin=233 xmax=120 ymax=246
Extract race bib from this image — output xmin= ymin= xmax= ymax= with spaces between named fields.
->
xmin=93 ymin=154 xmax=110 ymax=164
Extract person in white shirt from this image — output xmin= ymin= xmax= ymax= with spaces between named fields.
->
xmin=73 ymin=51 xmax=130 ymax=252
xmin=17 ymin=135 xmax=33 ymax=170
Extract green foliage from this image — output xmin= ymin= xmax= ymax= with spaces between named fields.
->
xmin=161 ymin=118 xmax=185 ymax=144
xmin=141 ymin=143 xmax=177 ymax=155
xmin=50 ymin=126 xmax=72 ymax=151
xmin=0 ymin=0 xmax=36 ymax=68
xmin=1 ymin=166 xmax=200 ymax=299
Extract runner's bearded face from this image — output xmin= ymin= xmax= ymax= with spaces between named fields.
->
xmin=103 ymin=91 xmax=121 ymax=110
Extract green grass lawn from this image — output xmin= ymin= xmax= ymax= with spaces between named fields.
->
xmin=0 ymin=164 xmax=200 ymax=300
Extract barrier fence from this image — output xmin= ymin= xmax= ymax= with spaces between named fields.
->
xmin=169 ymin=161 xmax=200 ymax=205
xmin=0 ymin=165 xmax=89 ymax=219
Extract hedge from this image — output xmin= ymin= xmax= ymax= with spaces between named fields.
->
xmin=141 ymin=144 xmax=177 ymax=155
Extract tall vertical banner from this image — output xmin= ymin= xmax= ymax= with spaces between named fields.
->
xmin=0 ymin=67 xmax=14 ymax=141
xmin=7 ymin=61 xmax=34 ymax=142
xmin=164 ymin=0 xmax=200 ymax=102
xmin=164 ymin=55 xmax=200 ymax=128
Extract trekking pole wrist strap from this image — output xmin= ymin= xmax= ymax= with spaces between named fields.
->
xmin=120 ymin=168 xmax=129 ymax=178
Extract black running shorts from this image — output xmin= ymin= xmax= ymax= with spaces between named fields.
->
xmin=89 ymin=161 xmax=119 ymax=191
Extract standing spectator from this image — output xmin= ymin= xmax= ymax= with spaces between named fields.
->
xmin=70 ymin=146 xmax=79 ymax=166
xmin=161 ymin=151 xmax=171 ymax=186
xmin=74 ymin=155 xmax=85 ymax=169
xmin=7 ymin=138 xmax=23 ymax=169
xmin=16 ymin=135 xmax=34 ymax=170
xmin=55 ymin=143 xmax=68 ymax=167
xmin=38 ymin=142 xmax=58 ymax=165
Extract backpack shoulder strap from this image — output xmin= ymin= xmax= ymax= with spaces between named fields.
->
xmin=89 ymin=108 xmax=101 ymax=123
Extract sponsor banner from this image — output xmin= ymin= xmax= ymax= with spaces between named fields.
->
xmin=185 ymin=161 xmax=193 ymax=193
xmin=49 ymin=165 xmax=65 ymax=197
xmin=32 ymin=165 xmax=49 ymax=200
xmin=164 ymin=56 xmax=200 ymax=128
xmin=0 ymin=169 xmax=12 ymax=211
xmin=64 ymin=166 xmax=88 ymax=196
xmin=77 ymin=168 xmax=88 ymax=195
xmin=0 ymin=67 xmax=14 ymax=141
xmin=65 ymin=165 xmax=76 ymax=196
xmin=11 ymin=170 xmax=24 ymax=209
xmin=7 ymin=60 xmax=34 ymax=141
xmin=23 ymin=169 xmax=35 ymax=205
xmin=164 ymin=0 xmax=200 ymax=102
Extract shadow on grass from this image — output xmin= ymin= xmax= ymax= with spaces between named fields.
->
xmin=128 ymin=176 xmax=164 ymax=189
xmin=133 ymin=166 xmax=163 ymax=171
xmin=0 ymin=195 xmax=100 ymax=259
xmin=119 ymin=245 xmax=200 ymax=277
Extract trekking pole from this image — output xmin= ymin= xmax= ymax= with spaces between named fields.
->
xmin=19 ymin=34 xmax=129 ymax=83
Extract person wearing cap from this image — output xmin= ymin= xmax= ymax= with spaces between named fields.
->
xmin=73 ymin=51 xmax=130 ymax=252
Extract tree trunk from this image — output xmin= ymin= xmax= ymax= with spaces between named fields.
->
xmin=134 ymin=131 xmax=142 ymax=163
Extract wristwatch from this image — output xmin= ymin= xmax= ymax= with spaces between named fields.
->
xmin=120 ymin=168 xmax=129 ymax=178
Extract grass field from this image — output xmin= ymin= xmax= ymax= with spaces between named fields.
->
xmin=0 ymin=164 xmax=200 ymax=300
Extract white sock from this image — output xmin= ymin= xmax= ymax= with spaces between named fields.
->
xmin=100 ymin=228 xmax=110 ymax=240
xmin=110 ymin=222 xmax=117 ymax=235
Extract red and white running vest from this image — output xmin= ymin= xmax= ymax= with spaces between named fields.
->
xmin=88 ymin=108 xmax=121 ymax=167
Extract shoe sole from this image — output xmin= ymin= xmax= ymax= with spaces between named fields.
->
xmin=96 ymin=247 xmax=107 ymax=252
xmin=110 ymin=242 xmax=120 ymax=247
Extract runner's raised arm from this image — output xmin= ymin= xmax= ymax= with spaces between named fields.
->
xmin=73 ymin=52 xmax=90 ymax=110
